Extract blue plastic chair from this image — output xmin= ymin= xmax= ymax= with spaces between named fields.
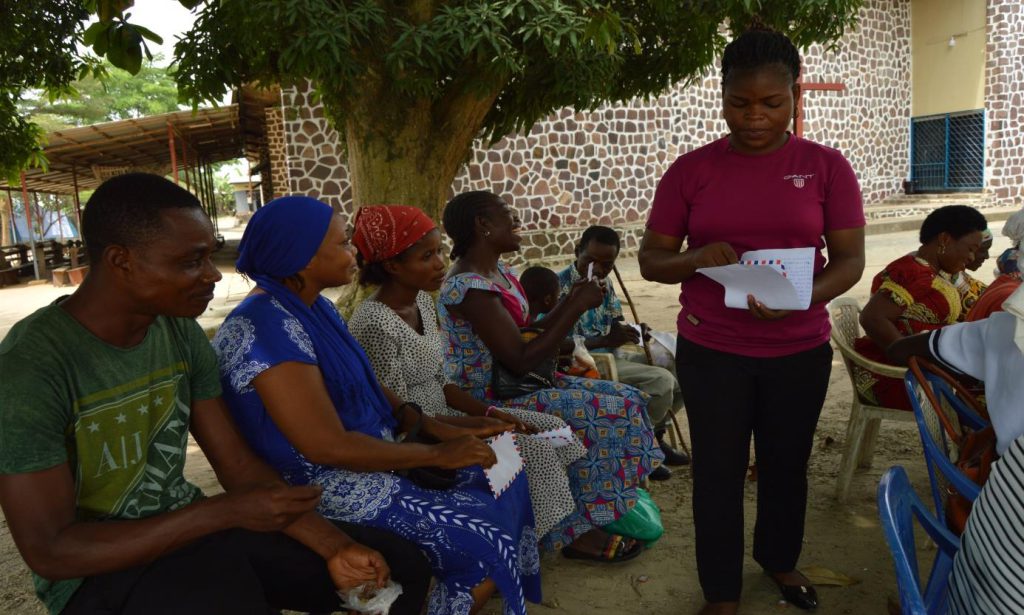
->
xmin=877 ymin=466 xmax=960 ymax=615
xmin=903 ymin=365 xmax=984 ymax=528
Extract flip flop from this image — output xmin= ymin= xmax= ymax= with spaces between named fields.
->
xmin=562 ymin=534 xmax=644 ymax=563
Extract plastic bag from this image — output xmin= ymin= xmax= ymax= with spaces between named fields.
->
xmin=565 ymin=335 xmax=601 ymax=378
xmin=338 ymin=580 xmax=404 ymax=614
xmin=573 ymin=335 xmax=597 ymax=370
xmin=604 ymin=488 xmax=664 ymax=545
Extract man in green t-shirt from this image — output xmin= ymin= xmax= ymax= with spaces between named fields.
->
xmin=0 ymin=174 xmax=430 ymax=615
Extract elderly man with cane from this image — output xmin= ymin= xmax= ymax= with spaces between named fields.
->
xmin=556 ymin=226 xmax=690 ymax=480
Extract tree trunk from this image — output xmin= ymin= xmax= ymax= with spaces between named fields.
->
xmin=0 ymin=196 xmax=11 ymax=246
xmin=324 ymin=73 xmax=503 ymax=314
xmin=334 ymin=75 xmax=504 ymax=221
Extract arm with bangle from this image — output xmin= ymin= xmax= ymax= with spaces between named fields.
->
xmin=379 ymin=383 xmax=512 ymax=442
xmin=441 ymin=384 xmax=536 ymax=433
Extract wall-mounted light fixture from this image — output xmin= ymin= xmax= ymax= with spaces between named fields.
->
xmin=947 ymin=31 xmax=969 ymax=48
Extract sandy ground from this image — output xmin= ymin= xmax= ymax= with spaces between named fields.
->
xmin=0 ymin=222 xmax=1011 ymax=615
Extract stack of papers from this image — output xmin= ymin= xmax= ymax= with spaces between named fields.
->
xmin=697 ymin=247 xmax=816 ymax=310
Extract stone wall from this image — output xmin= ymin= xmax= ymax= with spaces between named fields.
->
xmin=281 ymin=88 xmax=351 ymax=208
xmin=799 ymin=0 xmax=911 ymax=207
xmin=985 ymin=0 xmax=1024 ymax=208
xmin=264 ymin=106 xmax=287 ymax=202
xmin=279 ymin=0 xmax=911 ymax=264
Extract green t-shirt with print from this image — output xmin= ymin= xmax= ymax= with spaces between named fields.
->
xmin=0 ymin=304 xmax=222 ymax=614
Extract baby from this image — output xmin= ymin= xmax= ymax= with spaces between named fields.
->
xmin=519 ymin=265 xmax=560 ymax=324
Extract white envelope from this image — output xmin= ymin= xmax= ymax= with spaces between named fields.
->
xmin=697 ymin=247 xmax=815 ymax=311
xmin=484 ymin=432 xmax=524 ymax=498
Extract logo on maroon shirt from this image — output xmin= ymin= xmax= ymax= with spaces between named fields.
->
xmin=784 ymin=174 xmax=815 ymax=188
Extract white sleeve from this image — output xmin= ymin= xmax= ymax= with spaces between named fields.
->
xmin=929 ymin=320 xmax=990 ymax=382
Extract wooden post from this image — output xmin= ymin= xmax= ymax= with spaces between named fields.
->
xmin=205 ymin=161 xmax=220 ymax=237
xmin=71 ymin=163 xmax=82 ymax=235
xmin=181 ymin=138 xmax=190 ymax=191
xmin=168 ymin=122 xmax=178 ymax=185
xmin=1 ymin=187 xmax=13 ymax=246
xmin=55 ymin=199 xmax=64 ymax=243
xmin=20 ymin=172 xmax=40 ymax=280
xmin=246 ymin=158 xmax=254 ymax=210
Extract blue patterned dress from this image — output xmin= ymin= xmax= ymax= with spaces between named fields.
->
xmin=438 ymin=263 xmax=664 ymax=550
xmin=212 ymin=293 xmax=540 ymax=615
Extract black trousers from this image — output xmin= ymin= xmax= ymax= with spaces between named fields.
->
xmin=676 ymin=336 xmax=832 ymax=603
xmin=62 ymin=522 xmax=431 ymax=615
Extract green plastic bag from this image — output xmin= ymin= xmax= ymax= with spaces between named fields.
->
xmin=604 ymin=488 xmax=664 ymax=545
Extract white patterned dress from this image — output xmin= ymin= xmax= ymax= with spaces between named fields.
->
xmin=350 ymin=292 xmax=586 ymax=540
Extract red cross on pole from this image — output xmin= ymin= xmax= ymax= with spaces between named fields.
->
xmin=795 ymin=76 xmax=846 ymax=138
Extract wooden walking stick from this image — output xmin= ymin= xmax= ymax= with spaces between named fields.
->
xmin=611 ymin=264 xmax=654 ymax=365
xmin=611 ymin=264 xmax=691 ymax=457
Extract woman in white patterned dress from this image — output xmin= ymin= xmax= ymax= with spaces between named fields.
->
xmin=348 ymin=206 xmax=587 ymax=541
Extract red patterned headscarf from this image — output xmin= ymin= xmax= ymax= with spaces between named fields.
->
xmin=353 ymin=205 xmax=437 ymax=263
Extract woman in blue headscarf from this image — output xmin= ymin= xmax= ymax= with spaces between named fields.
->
xmin=212 ymin=196 xmax=541 ymax=615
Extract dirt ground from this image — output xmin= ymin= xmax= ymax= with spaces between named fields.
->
xmin=0 ymin=227 xmax=1010 ymax=614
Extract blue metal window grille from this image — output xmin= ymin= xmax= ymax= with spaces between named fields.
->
xmin=910 ymin=110 xmax=985 ymax=192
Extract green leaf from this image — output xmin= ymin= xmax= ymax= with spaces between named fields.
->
xmin=96 ymin=0 xmax=133 ymax=22
xmin=123 ymin=43 xmax=143 ymax=74
xmin=132 ymin=24 xmax=163 ymax=45
xmin=82 ymin=21 xmax=109 ymax=46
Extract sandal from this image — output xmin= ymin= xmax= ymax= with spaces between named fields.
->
xmin=562 ymin=534 xmax=644 ymax=563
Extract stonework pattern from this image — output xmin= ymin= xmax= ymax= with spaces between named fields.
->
xmin=279 ymin=0 xmax=911 ymax=265
xmin=282 ymin=87 xmax=351 ymax=209
xmin=264 ymin=106 xmax=287 ymax=202
xmin=985 ymin=0 xmax=1024 ymax=208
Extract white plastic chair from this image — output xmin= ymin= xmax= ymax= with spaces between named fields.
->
xmin=830 ymin=297 xmax=916 ymax=502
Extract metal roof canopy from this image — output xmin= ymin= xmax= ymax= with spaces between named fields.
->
xmin=0 ymin=105 xmax=256 ymax=195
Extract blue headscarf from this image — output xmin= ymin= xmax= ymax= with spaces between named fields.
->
xmin=236 ymin=196 xmax=397 ymax=437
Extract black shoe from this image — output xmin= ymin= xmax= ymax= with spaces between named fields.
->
xmin=649 ymin=465 xmax=672 ymax=481
xmin=771 ymin=577 xmax=818 ymax=611
xmin=658 ymin=436 xmax=691 ymax=466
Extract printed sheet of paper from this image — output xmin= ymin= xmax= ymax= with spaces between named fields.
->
xmin=484 ymin=432 xmax=524 ymax=498
xmin=697 ymin=247 xmax=815 ymax=310
xmin=529 ymin=425 xmax=577 ymax=449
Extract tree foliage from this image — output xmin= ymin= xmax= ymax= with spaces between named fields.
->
xmin=20 ymin=56 xmax=181 ymax=131
xmin=170 ymin=0 xmax=862 ymax=142
xmin=0 ymin=0 xmax=98 ymax=179
xmin=0 ymin=0 xmax=864 ymax=190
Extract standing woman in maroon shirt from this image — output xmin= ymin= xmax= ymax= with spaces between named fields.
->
xmin=638 ymin=29 xmax=866 ymax=615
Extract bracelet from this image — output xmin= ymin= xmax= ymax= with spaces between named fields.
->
xmin=485 ymin=405 xmax=499 ymax=417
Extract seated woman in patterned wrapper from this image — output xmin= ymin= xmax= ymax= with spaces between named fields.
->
xmin=211 ymin=195 xmax=541 ymax=615
xmin=436 ymin=191 xmax=664 ymax=562
xmin=855 ymin=205 xmax=988 ymax=409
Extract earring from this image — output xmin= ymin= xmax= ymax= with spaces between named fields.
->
xmin=483 ymin=230 xmax=491 ymax=237
xmin=939 ymin=244 xmax=946 ymax=255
